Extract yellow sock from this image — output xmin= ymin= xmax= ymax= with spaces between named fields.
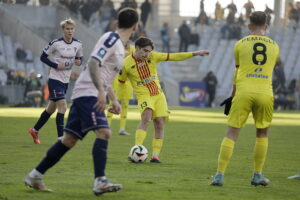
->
xmin=135 ymin=129 xmax=147 ymax=145
xmin=107 ymin=111 xmax=113 ymax=126
xmin=253 ymin=137 xmax=268 ymax=173
xmin=217 ymin=137 xmax=235 ymax=173
xmin=120 ymin=99 xmax=129 ymax=130
xmin=152 ymin=138 xmax=163 ymax=157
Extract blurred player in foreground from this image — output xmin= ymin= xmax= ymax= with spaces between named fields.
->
xmin=24 ymin=8 xmax=138 ymax=195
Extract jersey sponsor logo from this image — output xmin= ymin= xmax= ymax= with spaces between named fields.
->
xmin=60 ymin=47 xmax=72 ymax=51
xmin=136 ymin=76 xmax=156 ymax=86
xmin=61 ymin=56 xmax=75 ymax=59
xmin=97 ymin=48 xmax=107 ymax=58
xmin=246 ymin=67 xmax=268 ymax=79
xmin=246 ymin=73 xmax=269 ymax=79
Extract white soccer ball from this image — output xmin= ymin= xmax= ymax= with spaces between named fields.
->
xmin=129 ymin=145 xmax=148 ymax=163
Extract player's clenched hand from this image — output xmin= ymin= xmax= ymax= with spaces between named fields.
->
xmin=220 ymin=97 xmax=233 ymax=116
xmin=109 ymin=100 xmax=121 ymax=114
xmin=193 ymin=50 xmax=210 ymax=56
xmin=94 ymin=91 xmax=106 ymax=113
xmin=57 ymin=63 xmax=65 ymax=70
xmin=74 ymin=59 xmax=81 ymax=66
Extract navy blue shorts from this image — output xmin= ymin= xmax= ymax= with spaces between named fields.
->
xmin=48 ymin=79 xmax=68 ymax=101
xmin=64 ymin=97 xmax=109 ymax=139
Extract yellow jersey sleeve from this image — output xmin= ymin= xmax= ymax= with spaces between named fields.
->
xmin=168 ymin=52 xmax=193 ymax=61
xmin=118 ymin=46 xmax=135 ymax=84
xmin=151 ymin=51 xmax=193 ymax=62
xmin=234 ymin=42 xmax=240 ymax=66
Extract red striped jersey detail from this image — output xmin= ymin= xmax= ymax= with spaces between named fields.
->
xmin=135 ymin=59 xmax=159 ymax=96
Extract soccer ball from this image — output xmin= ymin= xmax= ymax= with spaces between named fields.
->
xmin=129 ymin=145 xmax=148 ymax=163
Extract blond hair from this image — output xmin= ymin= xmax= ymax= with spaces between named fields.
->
xmin=60 ymin=18 xmax=76 ymax=29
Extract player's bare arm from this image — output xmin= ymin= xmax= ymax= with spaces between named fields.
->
xmin=88 ymin=57 xmax=106 ymax=112
xmin=57 ymin=63 xmax=65 ymax=70
xmin=107 ymin=87 xmax=121 ymax=114
xmin=74 ymin=59 xmax=81 ymax=66
xmin=192 ymin=50 xmax=210 ymax=56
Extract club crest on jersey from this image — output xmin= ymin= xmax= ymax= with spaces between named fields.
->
xmin=97 ymin=48 xmax=107 ymax=58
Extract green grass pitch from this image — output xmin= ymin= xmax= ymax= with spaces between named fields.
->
xmin=0 ymin=107 xmax=299 ymax=200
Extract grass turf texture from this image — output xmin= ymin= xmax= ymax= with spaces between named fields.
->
xmin=0 ymin=107 xmax=299 ymax=200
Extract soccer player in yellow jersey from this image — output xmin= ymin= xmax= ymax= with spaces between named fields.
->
xmin=107 ymin=44 xmax=135 ymax=136
xmin=211 ymin=11 xmax=280 ymax=186
xmin=119 ymin=37 xmax=209 ymax=163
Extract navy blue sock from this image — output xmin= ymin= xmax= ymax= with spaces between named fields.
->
xmin=93 ymin=138 xmax=108 ymax=178
xmin=56 ymin=113 xmax=64 ymax=137
xmin=36 ymin=140 xmax=70 ymax=174
xmin=34 ymin=110 xmax=51 ymax=131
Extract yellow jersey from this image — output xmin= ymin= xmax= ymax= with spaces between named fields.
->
xmin=119 ymin=51 xmax=193 ymax=98
xmin=112 ymin=45 xmax=135 ymax=99
xmin=233 ymin=35 xmax=279 ymax=96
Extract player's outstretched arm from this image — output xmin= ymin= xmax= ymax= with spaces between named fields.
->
xmin=166 ymin=50 xmax=210 ymax=62
xmin=192 ymin=50 xmax=210 ymax=56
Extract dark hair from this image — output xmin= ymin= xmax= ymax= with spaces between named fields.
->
xmin=118 ymin=8 xmax=139 ymax=29
xmin=135 ymin=37 xmax=154 ymax=50
xmin=250 ymin=11 xmax=267 ymax=26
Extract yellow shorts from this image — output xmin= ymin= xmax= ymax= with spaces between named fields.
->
xmin=137 ymin=92 xmax=170 ymax=120
xmin=228 ymin=92 xmax=274 ymax=128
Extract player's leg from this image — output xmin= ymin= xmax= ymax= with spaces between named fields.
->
xmin=25 ymin=133 xmax=78 ymax=191
xmin=150 ymin=93 xmax=169 ymax=163
xmin=119 ymin=98 xmax=130 ymax=135
xmin=28 ymin=100 xmax=56 ymax=144
xmin=251 ymin=93 xmax=273 ymax=186
xmin=134 ymin=96 xmax=153 ymax=145
xmin=150 ymin=117 xmax=165 ymax=163
xmin=135 ymin=108 xmax=152 ymax=145
xmin=53 ymin=81 xmax=69 ymax=139
xmin=211 ymin=93 xmax=251 ymax=186
xmin=55 ymin=99 xmax=68 ymax=139
xmin=25 ymin=100 xmax=83 ymax=191
xmin=251 ymin=128 xmax=270 ymax=186
xmin=211 ymin=126 xmax=240 ymax=186
xmin=92 ymin=128 xmax=122 ymax=195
